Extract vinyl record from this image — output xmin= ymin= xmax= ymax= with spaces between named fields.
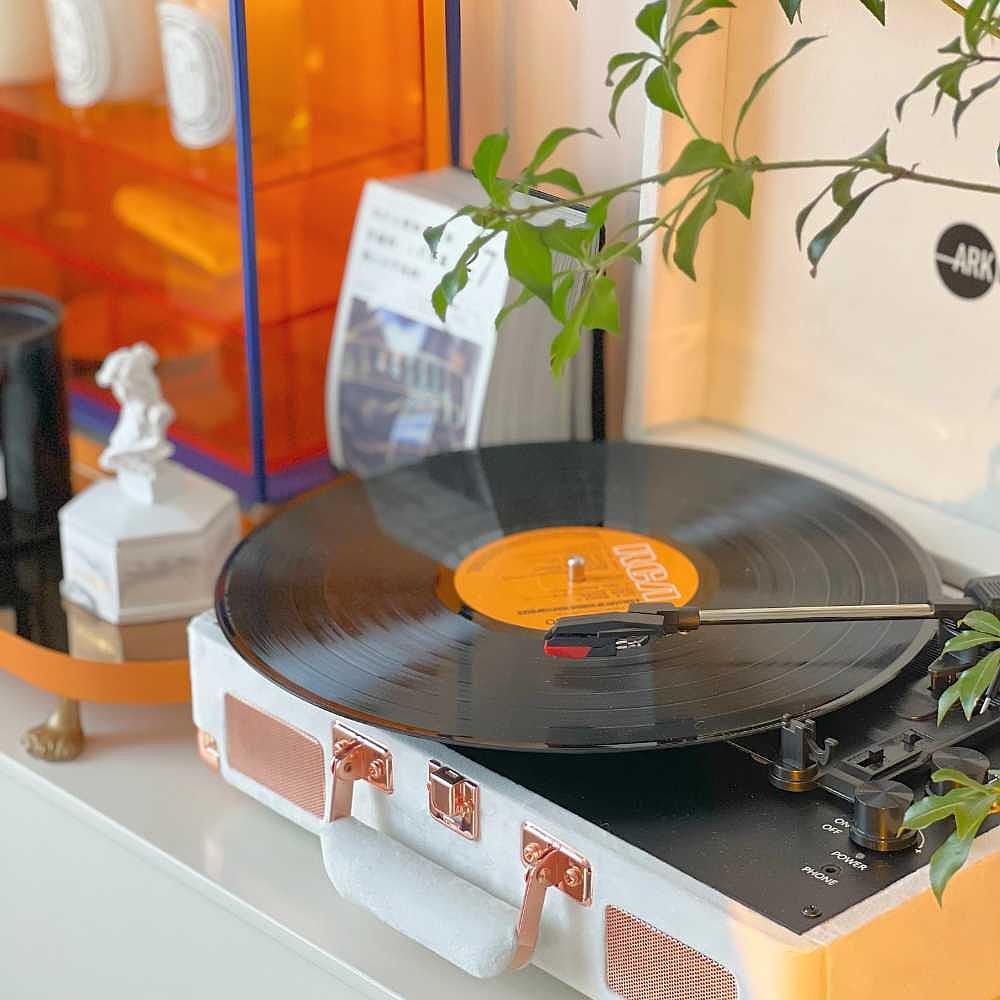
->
xmin=216 ymin=442 xmax=941 ymax=752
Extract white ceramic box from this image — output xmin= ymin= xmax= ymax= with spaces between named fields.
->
xmin=60 ymin=462 xmax=239 ymax=625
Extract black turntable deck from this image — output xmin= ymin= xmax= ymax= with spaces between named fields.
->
xmin=462 ymin=649 xmax=1000 ymax=932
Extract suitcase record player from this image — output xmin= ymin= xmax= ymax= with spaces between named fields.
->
xmin=190 ymin=442 xmax=1000 ymax=1000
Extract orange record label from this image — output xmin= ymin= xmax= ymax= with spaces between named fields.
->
xmin=452 ymin=526 xmax=700 ymax=631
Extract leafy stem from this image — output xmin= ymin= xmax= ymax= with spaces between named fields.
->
xmin=663 ymin=1 xmax=705 ymax=138
xmin=426 ymin=0 xmax=1000 ymax=376
xmin=902 ymin=611 xmax=1000 ymax=902
xmin=756 ymin=159 xmax=1000 ymax=196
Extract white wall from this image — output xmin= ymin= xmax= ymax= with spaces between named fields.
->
xmin=629 ymin=2 xmax=1000 ymax=526
xmin=460 ymin=0 xmax=653 ymax=434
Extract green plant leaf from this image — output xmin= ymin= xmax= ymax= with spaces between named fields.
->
xmin=777 ymin=0 xmax=803 ymax=22
xmin=686 ymin=0 xmax=736 ymax=14
xmin=669 ymin=18 xmax=722 ymax=59
xmin=661 ymin=137 xmax=731 ymax=182
xmin=965 ymin=0 xmax=990 ymax=47
xmin=937 ymin=59 xmax=968 ymax=101
xmin=795 ymin=180 xmax=834 ymax=248
xmin=661 ymin=224 xmax=674 ymax=263
xmin=540 ymin=219 xmax=592 ymax=259
xmin=831 ymin=170 xmax=858 ymax=208
xmin=525 ymin=127 xmax=599 ymax=175
xmin=606 ymin=51 xmax=652 ymax=86
xmin=929 ymin=767 xmax=995 ymax=793
xmin=422 ymin=208 xmax=477 ymax=257
xmin=530 ymin=168 xmax=585 ymax=196
xmin=806 ymin=177 xmax=895 ymax=276
xmin=424 ymin=222 xmax=448 ymax=257
xmin=938 ymin=679 xmax=965 ymax=724
xmin=609 ymin=60 xmax=645 ymax=131
xmin=734 ymin=36 xmax=825 ymax=150
xmin=942 ymin=630 xmax=1000 ymax=654
xmin=645 ymin=63 xmax=684 ymax=118
xmin=635 ymin=1 xmax=668 ymax=44
xmin=930 ymin=829 xmax=976 ymax=904
xmin=716 ymin=167 xmax=754 ymax=218
xmin=858 ymin=129 xmax=890 ymax=165
xmin=953 ymin=73 xmax=1000 ymax=134
xmin=568 ymin=0 xmax=578 ymax=8
xmin=550 ymin=293 xmax=589 ymax=376
xmin=896 ymin=64 xmax=947 ymax=120
xmin=472 ymin=132 xmax=509 ymax=200
xmin=961 ymin=611 xmax=1000 ymax=637
xmin=431 ymin=263 xmax=469 ymax=322
xmin=505 ymin=220 xmax=554 ymax=305
xmin=901 ymin=787 xmax=981 ymax=830
xmin=939 ymin=35 xmax=964 ymax=55
xmin=857 ymin=0 xmax=886 ymax=24
xmin=954 ymin=791 xmax=997 ymax=839
xmin=957 ymin=648 xmax=1000 ymax=719
xmin=587 ymin=195 xmax=611 ymax=231
xmin=674 ymin=181 xmax=720 ymax=280
xmin=583 ymin=274 xmax=620 ymax=332
xmin=495 ymin=285 xmax=535 ymax=330
xmin=599 ymin=241 xmax=642 ymax=265
xmin=550 ymin=272 xmax=575 ymax=324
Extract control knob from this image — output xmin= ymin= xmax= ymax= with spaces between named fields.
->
xmin=928 ymin=747 xmax=990 ymax=796
xmin=849 ymin=779 xmax=918 ymax=852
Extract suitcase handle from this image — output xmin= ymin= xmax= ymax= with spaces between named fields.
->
xmin=320 ymin=730 xmax=587 ymax=978
xmin=321 ymin=818 xmax=521 ymax=978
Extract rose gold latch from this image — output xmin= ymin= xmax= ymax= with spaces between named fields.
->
xmin=329 ymin=723 xmax=393 ymax=822
xmin=512 ymin=822 xmax=592 ymax=970
xmin=427 ymin=760 xmax=480 ymax=840
xmin=196 ymin=730 xmax=220 ymax=771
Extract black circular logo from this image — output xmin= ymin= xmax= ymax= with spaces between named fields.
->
xmin=935 ymin=223 xmax=996 ymax=299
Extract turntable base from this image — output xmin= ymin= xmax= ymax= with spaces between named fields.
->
xmin=0 ymin=669 xmax=576 ymax=1000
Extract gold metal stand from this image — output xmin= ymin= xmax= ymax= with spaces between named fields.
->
xmin=21 ymin=697 xmax=85 ymax=762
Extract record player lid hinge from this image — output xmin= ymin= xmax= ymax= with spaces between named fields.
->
xmin=329 ymin=724 xmax=393 ymax=822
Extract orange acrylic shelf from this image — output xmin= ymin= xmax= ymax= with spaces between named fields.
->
xmin=0 ymin=108 xmax=423 ymax=330
xmin=2 ymin=234 xmax=335 ymax=492
xmin=0 ymin=0 xmax=445 ymax=502
xmin=0 ymin=0 xmax=427 ymax=197
xmin=0 ymin=11 xmax=425 ymax=201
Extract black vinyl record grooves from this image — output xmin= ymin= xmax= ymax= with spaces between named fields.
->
xmin=216 ymin=442 xmax=942 ymax=752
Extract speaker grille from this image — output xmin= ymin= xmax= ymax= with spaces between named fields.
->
xmin=606 ymin=906 xmax=738 ymax=1000
xmin=225 ymin=695 xmax=326 ymax=817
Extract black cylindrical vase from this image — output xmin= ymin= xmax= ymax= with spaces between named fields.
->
xmin=0 ymin=290 xmax=72 ymax=548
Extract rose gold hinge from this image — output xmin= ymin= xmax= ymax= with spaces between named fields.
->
xmin=329 ymin=724 xmax=393 ymax=822
xmin=427 ymin=760 xmax=480 ymax=840
xmin=196 ymin=730 xmax=220 ymax=771
xmin=512 ymin=823 xmax=592 ymax=970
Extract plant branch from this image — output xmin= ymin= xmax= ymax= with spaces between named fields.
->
xmin=496 ymin=157 xmax=1000 ymax=230
xmin=757 ymin=158 xmax=1000 ymax=196
xmin=664 ymin=8 xmax=704 ymax=139
xmin=938 ymin=0 xmax=1000 ymax=38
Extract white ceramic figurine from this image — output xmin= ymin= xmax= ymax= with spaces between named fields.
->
xmin=96 ymin=342 xmax=176 ymax=504
xmin=57 ymin=343 xmax=240 ymax=627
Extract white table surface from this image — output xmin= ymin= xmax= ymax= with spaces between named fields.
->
xmin=0 ymin=668 xmax=583 ymax=1000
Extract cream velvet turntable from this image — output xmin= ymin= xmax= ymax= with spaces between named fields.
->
xmin=189 ymin=437 xmax=1000 ymax=1000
